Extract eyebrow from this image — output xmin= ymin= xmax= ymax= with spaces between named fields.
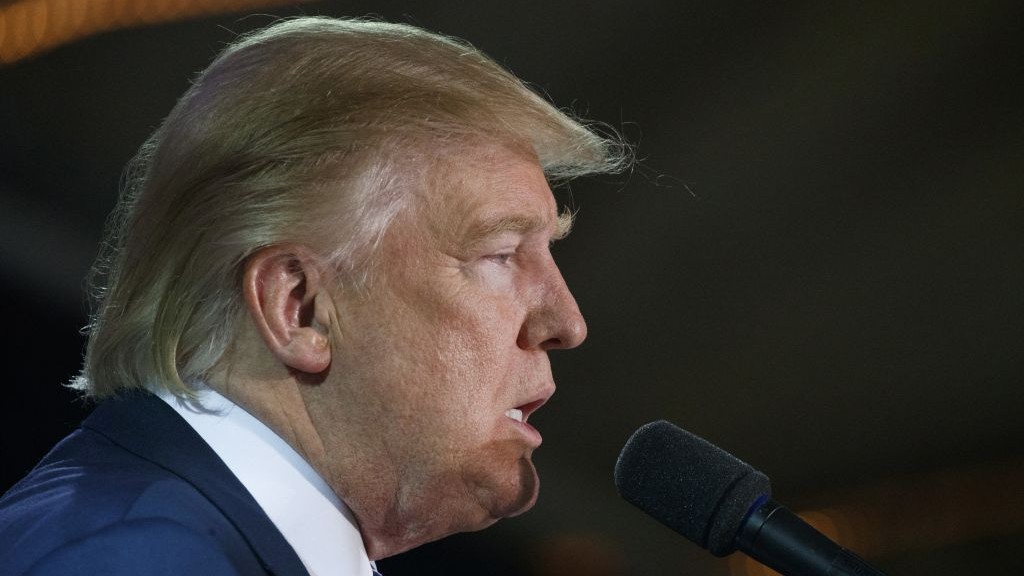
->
xmin=466 ymin=208 xmax=575 ymax=244
xmin=553 ymin=208 xmax=575 ymax=241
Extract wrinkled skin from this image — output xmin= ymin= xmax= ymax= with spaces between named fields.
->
xmin=223 ymin=141 xmax=587 ymax=559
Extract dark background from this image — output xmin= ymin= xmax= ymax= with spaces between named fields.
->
xmin=2 ymin=1 xmax=1022 ymax=574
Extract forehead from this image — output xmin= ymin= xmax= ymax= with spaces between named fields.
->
xmin=416 ymin=143 xmax=559 ymax=241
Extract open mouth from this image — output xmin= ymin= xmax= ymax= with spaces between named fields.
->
xmin=504 ymin=397 xmax=547 ymax=424
xmin=503 ymin=396 xmax=549 ymax=446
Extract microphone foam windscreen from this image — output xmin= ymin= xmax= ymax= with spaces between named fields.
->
xmin=614 ymin=420 xmax=771 ymax=556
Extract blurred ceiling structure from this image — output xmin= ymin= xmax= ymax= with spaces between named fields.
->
xmin=2 ymin=1 xmax=1022 ymax=574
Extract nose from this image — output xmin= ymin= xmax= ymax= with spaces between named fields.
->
xmin=517 ymin=261 xmax=588 ymax=351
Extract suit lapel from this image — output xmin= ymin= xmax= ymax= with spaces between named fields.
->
xmin=83 ymin=391 xmax=310 ymax=576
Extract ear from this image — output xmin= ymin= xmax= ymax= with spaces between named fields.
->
xmin=242 ymin=245 xmax=333 ymax=374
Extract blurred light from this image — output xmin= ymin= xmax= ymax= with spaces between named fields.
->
xmin=535 ymin=532 xmax=627 ymax=576
xmin=728 ymin=554 xmax=777 ymax=576
xmin=66 ymin=0 xmax=90 ymax=38
xmin=727 ymin=458 xmax=1024 ymax=574
xmin=0 ymin=0 xmax=312 ymax=65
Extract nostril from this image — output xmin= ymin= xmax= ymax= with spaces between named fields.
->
xmin=518 ymin=268 xmax=587 ymax=350
xmin=531 ymin=310 xmax=586 ymax=351
xmin=552 ymin=312 xmax=587 ymax=350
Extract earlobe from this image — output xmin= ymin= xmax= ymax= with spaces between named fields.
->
xmin=242 ymin=246 xmax=333 ymax=375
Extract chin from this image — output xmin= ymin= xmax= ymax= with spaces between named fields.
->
xmin=472 ymin=455 xmax=540 ymax=524
xmin=449 ymin=440 xmax=543 ymax=532
xmin=506 ymin=456 xmax=541 ymax=516
xmin=367 ymin=454 xmax=540 ymax=559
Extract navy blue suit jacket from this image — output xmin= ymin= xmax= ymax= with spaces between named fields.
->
xmin=0 ymin=391 xmax=310 ymax=575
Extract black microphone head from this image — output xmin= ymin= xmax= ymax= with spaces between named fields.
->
xmin=614 ymin=420 xmax=771 ymax=556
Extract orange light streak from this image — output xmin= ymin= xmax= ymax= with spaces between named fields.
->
xmin=0 ymin=0 xmax=311 ymax=65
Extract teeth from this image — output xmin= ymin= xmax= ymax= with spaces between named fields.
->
xmin=505 ymin=408 xmax=523 ymax=422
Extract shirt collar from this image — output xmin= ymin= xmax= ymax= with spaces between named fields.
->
xmin=157 ymin=386 xmax=373 ymax=576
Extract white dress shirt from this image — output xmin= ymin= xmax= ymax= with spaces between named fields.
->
xmin=157 ymin=386 xmax=373 ymax=576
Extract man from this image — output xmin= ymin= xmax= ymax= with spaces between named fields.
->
xmin=0 ymin=16 xmax=626 ymax=576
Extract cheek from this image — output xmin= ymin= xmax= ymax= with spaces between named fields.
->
xmin=475 ymin=264 xmax=515 ymax=293
xmin=356 ymin=272 xmax=525 ymax=424
xmin=430 ymin=302 xmax=517 ymax=394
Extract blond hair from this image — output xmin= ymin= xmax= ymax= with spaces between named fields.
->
xmin=73 ymin=16 xmax=629 ymax=398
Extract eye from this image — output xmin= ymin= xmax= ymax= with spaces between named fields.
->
xmin=487 ymin=252 xmax=515 ymax=266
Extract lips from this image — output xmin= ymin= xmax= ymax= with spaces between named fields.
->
xmin=503 ymin=389 xmax=553 ymax=447
xmin=513 ymin=397 xmax=548 ymax=422
xmin=505 ymin=394 xmax=550 ymax=423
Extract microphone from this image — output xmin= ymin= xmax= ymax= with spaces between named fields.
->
xmin=614 ymin=420 xmax=887 ymax=576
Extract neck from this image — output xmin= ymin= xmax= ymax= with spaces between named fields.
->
xmin=208 ymin=362 xmax=461 ymax=561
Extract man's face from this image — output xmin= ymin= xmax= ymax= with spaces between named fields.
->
xmin=320 ymin=142 xmax=587 ymax=545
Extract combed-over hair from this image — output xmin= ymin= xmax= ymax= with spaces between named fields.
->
xmin=72 ymin=16 xmax=629 ymax=398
